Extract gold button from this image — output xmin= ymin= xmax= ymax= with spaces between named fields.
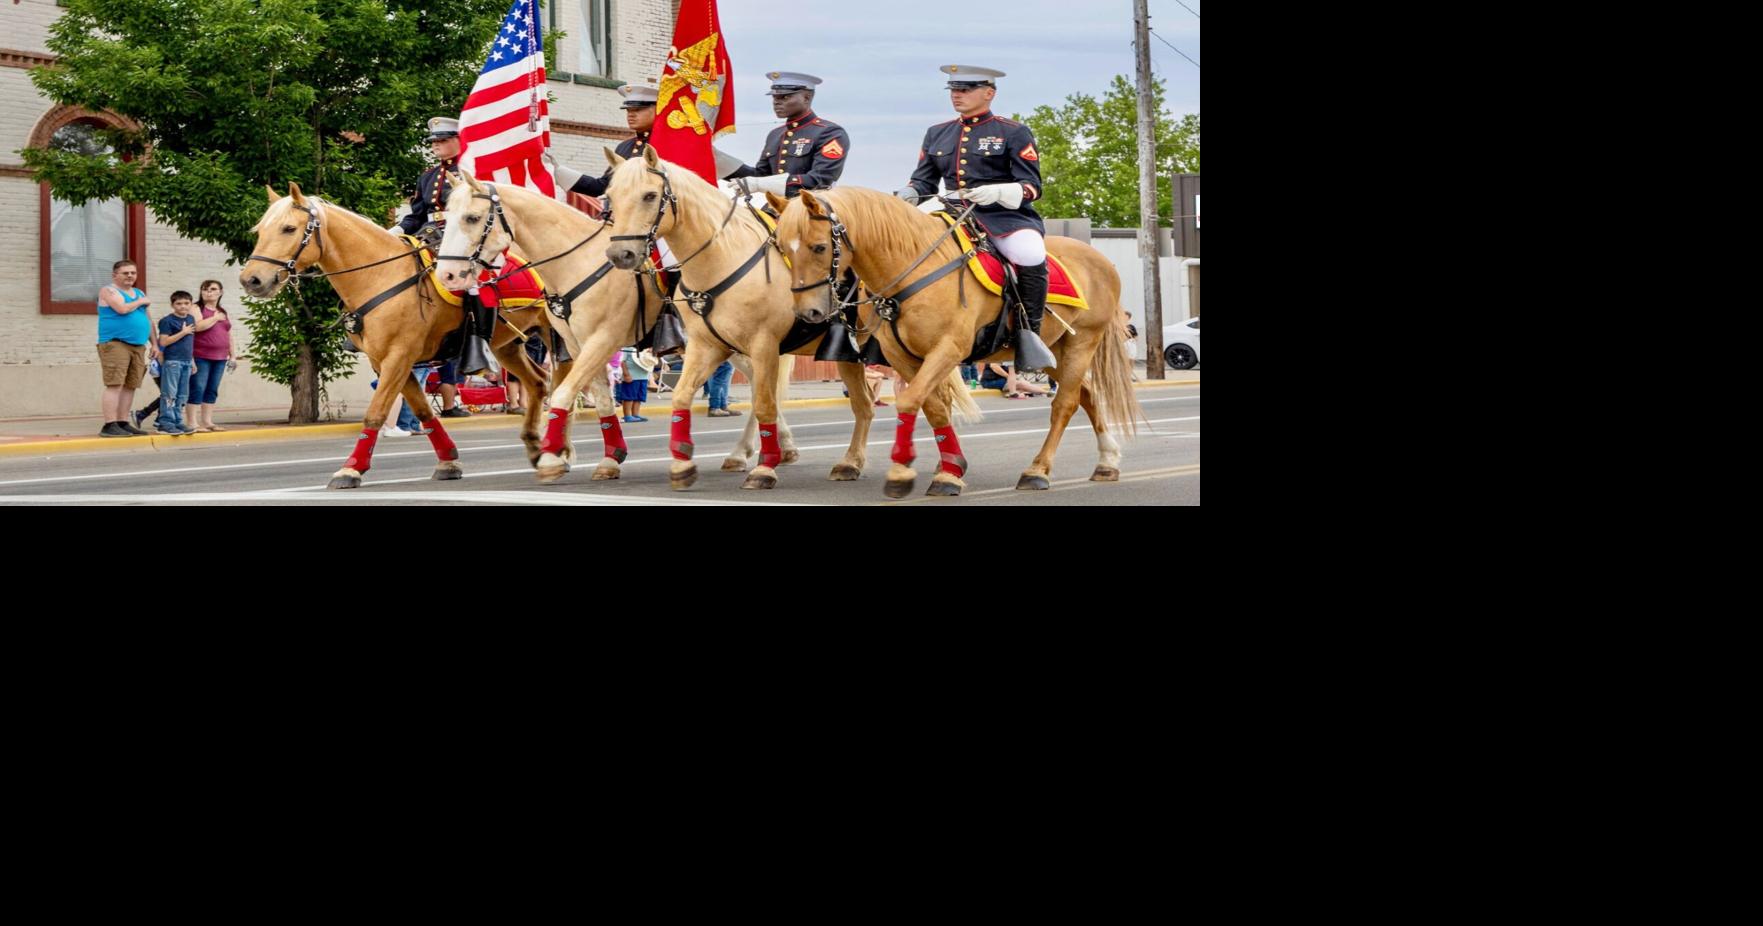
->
xmin=960 ymin=159 xmax=967 ymax=164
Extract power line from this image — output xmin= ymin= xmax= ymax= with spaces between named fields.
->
xmin=1172 ymin=0 xmax=1201 ymax=18
xmin=1148 ymin=28 xmax=1199 ymax=69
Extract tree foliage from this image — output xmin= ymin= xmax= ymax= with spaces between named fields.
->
xmin=24 ymin=0 xmax=508 ymax=420
xmin=1014 ymin=75 xmax=1199 ymax=228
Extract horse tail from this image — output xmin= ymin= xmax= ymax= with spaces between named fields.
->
xmin=1088 ymin=305 xmax=1146 ymax=436
xmin=941 ymin=368 xmax=984 ymax=427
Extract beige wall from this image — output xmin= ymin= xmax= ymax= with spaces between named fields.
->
xmin=1 ymin=0 xmax=674 ymax=419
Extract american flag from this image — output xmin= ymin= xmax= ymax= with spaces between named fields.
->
xmin=458 ymin=0 xmax=554 ymax=196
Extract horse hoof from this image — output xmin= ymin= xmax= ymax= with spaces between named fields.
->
xmin=432 ymin=462 xmax=463 ymax=481
xmin=591 ymin=464 xmax=620 ymax=482
xmin=327 ymin=475 xmax=361 ymax=490
xmin=884 ymin=477 xmax=915 ymax=499
xmin=671 ymin=464 xmax=699 ymax=490
xmin=926 ymin=480 xmax=962 ymax=497
xmin=741 ymin=468 xmax=777 ymax=490
xmin=721 ymin=457 xmax=748 ymax=472
xmin=536 ymin=464 xmax=569 ymax=485
xmin=1090 ymin=466 xmax=1120 ymax=482
xmin=781 ymin=449 xmax=800 ymax=465
xmin=829 ymin=464 xmax=861 ymax=481
xmin=1015 ymin=474 xmax=1051 ymax=491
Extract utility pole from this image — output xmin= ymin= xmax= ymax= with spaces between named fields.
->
xmin=1134 ymin=0 xmax=1165 ymax=379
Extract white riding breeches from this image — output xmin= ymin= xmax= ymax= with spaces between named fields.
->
xmin=992 ymin=230 xmax=1046 ymax=267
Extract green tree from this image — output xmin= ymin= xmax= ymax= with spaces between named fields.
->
xmin=23 ymin=0 xmax=508 ymax=422
xmin=1013 ymin=75 xmax=1199 ymax=228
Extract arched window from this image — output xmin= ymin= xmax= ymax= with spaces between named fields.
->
xmin=33 ymin=109 xmax=147 ymax=315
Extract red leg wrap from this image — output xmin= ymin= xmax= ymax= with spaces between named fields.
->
xmin=426 ymin=420 xmax=458 ymax=462
xmin=759 ymin=422 xmax=782 ymax=469
xmin=933 ymin=426 xmax=967 ymax=477
xmin=670 ymin=409 xmax=694 ymax=461
xmin=542 ymin=406 xmax=571 ymax=455
xmin=345 ymin=428 xmax=379 ymax=473
xmin=599 ymin=415 xmax=628 ymax=464
xmin=892 ymin=412 xmax=918 ymax=466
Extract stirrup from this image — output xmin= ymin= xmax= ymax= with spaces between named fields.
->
xmin=1014 ymin=328 xmax=1058 ymax=373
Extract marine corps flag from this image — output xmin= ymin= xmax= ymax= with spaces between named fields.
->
xmin=650 ymin=0 xmax=735 ymax=184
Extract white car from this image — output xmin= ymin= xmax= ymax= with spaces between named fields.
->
xmin=1160 ymin=317 xmax=1200 ymax=369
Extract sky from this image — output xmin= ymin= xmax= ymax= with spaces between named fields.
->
xmin=704 ymin=0 xmax=1200 ymax=191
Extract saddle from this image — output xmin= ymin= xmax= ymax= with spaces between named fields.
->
xmin=932 ymin=214 xmax=1089 ymax=311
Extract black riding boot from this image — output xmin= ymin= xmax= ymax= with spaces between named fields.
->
xmin=459 ymin=294 xmax=495 ymax=376
xmin=1013 ymin=262 xmax=1057 ymax=372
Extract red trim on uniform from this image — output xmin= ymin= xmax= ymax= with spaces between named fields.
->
xmin=542 ymin=406 xmax=571 ymax=456
xmin=425 ymin=420 xmax=458 ymax=462
xmin=1020 ymin=143 xmax=1039 ymax=161
xmin=933 ymin=426 xmax=967 ymax=477
xmin=1022 ymin=183 xmax=1039 ymax=202
xmin=345 ymin=428 xmax=380 ymax=473
xmin=820 ymin=139 xmax=844 ymax=159
xmin=669 ymin=409 xmax=694 ymax=461
xmin=759 ymin=422 xmax=782 ymax=469
xmin=892 ymin=412 xmax=918 ymax=466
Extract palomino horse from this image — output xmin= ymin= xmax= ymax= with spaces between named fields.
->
xmin=773 ymin=188 xmax=1142 ymax=497
xmin=433 ymin=172 xmax=808 ymax=485
xmin=240 ymin=183 xmax=571 ymax=489
xmin=601 ymin=145 xmax=974 ymax=490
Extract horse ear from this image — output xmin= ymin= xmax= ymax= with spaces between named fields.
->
xmin=643 ymin=144 xmax=660 ymax=169
xmin=265 ymin=184 xmax=280 ymax=203
xmin=800 ymin=191 xmax=825 ymax=217
xmin=288 ymin=182 xmax=306 ymax=204
xmin=463 ymin=170 xmax=486 ymax=193
xmin=604 ymin=146 xmax=625 ymax=168
xmin=765 ymin=191 xmax=789 ymax=214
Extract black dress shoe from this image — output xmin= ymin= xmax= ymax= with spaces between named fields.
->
xmin=99 ymin=422 xmax=129 ymax=438
xmin=440 ymin=406 xmax=472 ymax=418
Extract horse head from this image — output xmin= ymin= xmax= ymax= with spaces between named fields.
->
xmin=777 ymin=190 xmax=844 ymax=324
xmin=603 ymin=144 xmax=674 ymax=271
xmin=433 ymin=169 xmax=510 ymax=289
xmin=240 ymin=182 xmax=321 ymax=298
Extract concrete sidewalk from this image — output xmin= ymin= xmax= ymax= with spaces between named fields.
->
xmin=0 ymin=362 xmax=1197 ymax=456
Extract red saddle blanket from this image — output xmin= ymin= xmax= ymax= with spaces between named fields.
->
xmin=935 ymin=215 xmax=1088 ymax=310
xmin=404 ymin=236 xmax=548 ymax=308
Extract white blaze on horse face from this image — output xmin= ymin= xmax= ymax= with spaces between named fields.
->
xmin=789 ymin=239 xmax=800 ymax=253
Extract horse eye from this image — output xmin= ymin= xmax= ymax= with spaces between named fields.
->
xmin=643 ymin=192 xmax=657 ymax=202
xmin=281 ymin=225 xmax=296 ymax=234
xmin=467 ymin=214 xmax=481 ymax=224
xmin=812 ymin=244 xmax=827 ymax=254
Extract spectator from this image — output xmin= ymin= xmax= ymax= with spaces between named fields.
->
xmin=504 ymin=328 xmax=549 ymax=414
xmin=616 ymin=345 xmax=653 ymax=422
xmin=97 ymin=260 xmax=154 ymax=437
xmin=436 ymin=360 xmax=470 ymax=417
xmin=186 ymin=279 xmax=235 ymax=431
xmin=705 ymin=360 xmax=740 ymax=417
xmin=153 ymin=290 xmax=200 ymax=434
xmin=981 ymin=361 xmax=1048 ymax=399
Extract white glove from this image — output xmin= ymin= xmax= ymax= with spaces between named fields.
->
xmin=894 ymin=187 xmax=921 ymax=205
xmin=742 ymin=174 xmax=791 ymax=196
xmin=962 ymin=183 xmax=1023 ymax=209
xmin=713 ymin=147 xmax=747 ymax=180
xmin=543 ymin=151 xmax=584 ymax=191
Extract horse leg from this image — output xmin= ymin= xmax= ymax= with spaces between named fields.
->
xmin=330 ymin=352 xmax=414 ymax=489
xmin=1018 ymin=332 xmax=1100 ymax=490
xmin=882 ymin=341 xmax=963 ymax=499
xmin=492 ymin=338 xmax=547 ymax=468
xmin=400 ymin=376 xmax=462 ymax=481
xmin=669 ymin=341 xmax=727 ymax=490
xmin=740 ymin=348 xmax=785 ymax=490
xmin=1076 ymin=383 xmax=1123 ymax=482
xmin=540 ymin=325 xmax=628 ymax=482
xmin=722 ymin=354 xmax=759 ymax=472
xmin=918 ymin=379 xmax=968 ymax=498
xmin=829 ymin=360 xmax=874 ymax=481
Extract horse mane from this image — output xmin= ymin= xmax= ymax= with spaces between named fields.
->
xmin=609 ymin=156 xmax=770 ymax=249
xmin=811 ymin=188 xmax=966 ymax=271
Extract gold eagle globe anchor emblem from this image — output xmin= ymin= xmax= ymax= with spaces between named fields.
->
xmin=659 ymin=35 xmax=725 ymax=135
